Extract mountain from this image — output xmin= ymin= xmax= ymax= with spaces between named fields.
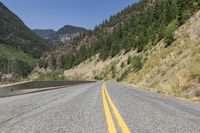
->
xmin=46 ymin=25 xmax=87 ymax=46
xmin=33 ymin=25 xmax=87 ymax=46
xmin=35 ymin=0 xmax=200 ymax=100
xmin=33 ymin=29 xmax=56 ymax=38
xmin=0 ymin=1 xmax=51 ymax=82
xmin=56 ymin=25 xmax=87 ymax=35
xmin=0 ymin=2 xmax=51 ymax=58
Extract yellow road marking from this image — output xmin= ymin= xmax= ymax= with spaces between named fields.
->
xmin=103 ymin=83 xmax=131 ymax=133
xmin=102 ymin=83 xmax=117 ymax=133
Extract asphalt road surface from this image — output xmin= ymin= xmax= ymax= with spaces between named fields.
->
xmin=0 ymin=82 xmax=200 ymax=133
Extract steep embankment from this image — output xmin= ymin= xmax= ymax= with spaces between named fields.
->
xmin=126 ymin=10 xmax=200 ymax=99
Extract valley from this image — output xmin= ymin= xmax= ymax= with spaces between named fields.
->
xmin=0 ymin=0 xmax=200 ymax=101
xmin=33 ymin=0 xmax=200 ymax=101
xmin=0 ymin=0 xmax=200 ymax=132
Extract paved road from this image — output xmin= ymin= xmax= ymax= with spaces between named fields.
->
xmin=0 ymin=82 xmax=200 ymax=133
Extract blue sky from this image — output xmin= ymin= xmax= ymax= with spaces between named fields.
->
xmin=1 ymin=0 xmax=138 ymax=30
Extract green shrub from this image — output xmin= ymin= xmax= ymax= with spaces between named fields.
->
xmin=120 ymin=61 xmax=125 ymax=68
xmin=37 ymin=70 xmax=66 ymax=81
xmin=111 ymin=65 xmax=116 ymax=78
xmin=61 ymin=55 xmax=75 ymax=69
xmin=94 ymin=75 xmax=102 ymax=80
xmin=117 ymin=69 xmax=129 ymax=82
xmin=127 ymin=56 xmax=131 ymax=65
xmin=131 ymin=56 xmax=143 ymax=72
xmin=164 ymin=20 xmax=178 ymax=47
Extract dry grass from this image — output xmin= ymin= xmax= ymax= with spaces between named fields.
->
xmin=125 ymin=10 xmax=200 ymax=99
xmin=63 ymin=50 xmax=136 ymax=80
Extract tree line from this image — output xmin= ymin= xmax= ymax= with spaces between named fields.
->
xmin=61 ymin=0 xmax=200 ymax=70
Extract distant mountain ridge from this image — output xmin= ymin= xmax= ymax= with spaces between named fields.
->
xmin=56 ymin=25 xmax=87 ymax=35
xmin=33 ymin=29 xmax=56 ymax=38
xmin=33 ymin=25 xmax=87 ymax=46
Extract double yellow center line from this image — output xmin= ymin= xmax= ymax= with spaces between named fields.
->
xmin=102 ymin=83 xmax=130 ymax=133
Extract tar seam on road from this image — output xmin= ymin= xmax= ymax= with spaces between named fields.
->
xmin=102 ymin=82 xmax=131 ymax=133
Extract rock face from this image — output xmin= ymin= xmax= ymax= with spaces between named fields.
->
xmin=34 ymin=25 xmax=87 ymax=46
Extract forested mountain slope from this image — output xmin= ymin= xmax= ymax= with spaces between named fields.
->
xmin=38 ymin=0 xmax=200 ymax=69
xmin=0 ymin=1 xmax=51 ymax=82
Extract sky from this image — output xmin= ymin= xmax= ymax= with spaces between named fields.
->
xmin=0 ymin=0 xmax=138 ymax=30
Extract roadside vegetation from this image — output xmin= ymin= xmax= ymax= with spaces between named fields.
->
xmin=36 ymin=70 xmax=68 ymax=81
xmin=0 ymin=2 xmax=51 ymax=58
xmin=0 ymin=2 xmax=53 ymax=82
xmin=117 ymin=55 xmax=143 ymax=82
xmin=0 ymin=44 xmax=37 ymax=82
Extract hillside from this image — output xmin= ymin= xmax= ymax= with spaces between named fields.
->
xmin=44 ymin=25 xmax=87 ymax=46
xmin=33 ymin=29 xmax=56 ymax=38
xmin=34 ymin=0 xmax=200 ymax=100
xmin=0 ymin=2 xmax=51 ymax=58
xmin=37 ymin=0 xmax=153 ymax=69
xmin=0 ymin=44 xmax=37 ymax=82
xmin=39 ymin=0 xmax=200 ymax=69
xmin=126 ymin=11 xmax=200 ymax=99
xmin=0 ymin=2 xmax=51 ymax=82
